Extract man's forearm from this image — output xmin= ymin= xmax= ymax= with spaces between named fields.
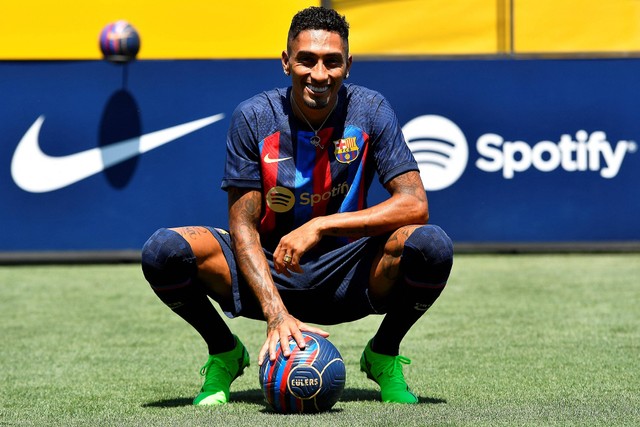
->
xmin=317 ymin=171 xmax=429 ymax=238
xmin=232 ymin=227 xmax=288 ymax=325
xmin=228 ymin=187 xmax=288 ymax=327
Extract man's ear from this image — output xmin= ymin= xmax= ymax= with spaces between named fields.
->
xmin=281 ymin=50 xmax=290 ymax=76
xmin=345 ymin=54 xmax=353 ymax=78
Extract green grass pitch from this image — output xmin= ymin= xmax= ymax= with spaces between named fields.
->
xmin=1 ymin=254 xmax=638 ymax=426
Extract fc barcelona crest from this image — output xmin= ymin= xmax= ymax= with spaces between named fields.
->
xmin=333 ymin=137 xmax=359 ymax=164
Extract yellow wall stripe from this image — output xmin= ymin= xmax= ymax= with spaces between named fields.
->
xmin=2 ymin=1 xmax=640 ymax=59
xmin=0 ymin=0 xmax=318 ymax=59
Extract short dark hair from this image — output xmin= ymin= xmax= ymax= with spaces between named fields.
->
xmin=287 ymin=7 xmax=350 ymax=52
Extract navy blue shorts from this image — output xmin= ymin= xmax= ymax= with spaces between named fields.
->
xmin=206 ymin=227 xmax=389 ymax=325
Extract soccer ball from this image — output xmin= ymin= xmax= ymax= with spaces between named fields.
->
xmin=259 ymin=332 xmax=346 ymax=414
xmin=99 ymin=20 xmax=140 ymax=63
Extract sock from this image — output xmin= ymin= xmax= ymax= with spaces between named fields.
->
xmin=141 ymin=228 xmax=235 ymax=355
xmin=372 ymin=225 xmax=453 ymax=356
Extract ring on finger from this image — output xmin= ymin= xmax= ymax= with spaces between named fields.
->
xmin=283 ymin=254 xmax=292 ymax=264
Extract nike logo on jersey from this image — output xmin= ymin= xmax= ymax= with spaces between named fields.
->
xmin=11 ymin=114 xmax=224 ymax=193
xmin=263 ymin=153 xmax=293 ymax=164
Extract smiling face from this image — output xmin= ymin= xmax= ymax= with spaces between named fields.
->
xmin=282 ymin=29 xmax=352 ymax=124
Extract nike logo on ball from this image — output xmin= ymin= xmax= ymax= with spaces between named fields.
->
xmin=264 ymin=153 xmax=293 ymax=164
xmin=11 ymin=114 xmax=224 ymax=193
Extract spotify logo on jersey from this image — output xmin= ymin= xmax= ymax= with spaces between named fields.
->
xmin=402 ymin=115 xmax=469 ymax=191
xmin=266 ymin=186 xmax=295 ymax=212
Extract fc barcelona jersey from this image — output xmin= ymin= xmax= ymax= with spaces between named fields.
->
xmin=221 ymin=84 xmax=419 ymax=253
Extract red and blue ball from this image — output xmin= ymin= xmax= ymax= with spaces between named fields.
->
xmin=99 ymin=20 xmax=140 ymax=63
xmin=259 ymin=332 xmax=346 ymax=413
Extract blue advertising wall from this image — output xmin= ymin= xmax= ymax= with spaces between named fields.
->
xmin=1 ymin=59 xmax=639 ymax=253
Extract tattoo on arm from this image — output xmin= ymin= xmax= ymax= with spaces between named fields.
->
xmin=384 ymin=171 xmax=426 ymax=200
xmin=266 ymin=310 xmax=285 ymax=332
xmin=228 ymin=188 xmax=287 ymax=322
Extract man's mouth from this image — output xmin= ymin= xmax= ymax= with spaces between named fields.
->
xmin=307 ymin=85 xmax=329 ymax=94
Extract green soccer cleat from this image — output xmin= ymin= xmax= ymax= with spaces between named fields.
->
xmin=360 ymin=339 xmax=419 ymax=404
xmin=193 ymin=335 xmax=250 ymax=406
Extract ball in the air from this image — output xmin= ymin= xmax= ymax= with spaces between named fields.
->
xmin=99 ymin=20 xmax=140 ymax=63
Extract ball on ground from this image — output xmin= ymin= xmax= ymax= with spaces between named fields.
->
xmin=259 ymin=332 xmax=346 ymax=414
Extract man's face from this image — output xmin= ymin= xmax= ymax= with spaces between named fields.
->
xmin=282 ymin=29 xmax=352 ymax=117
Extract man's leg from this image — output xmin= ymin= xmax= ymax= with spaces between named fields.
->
xmin=373 ymin=224 xmax=453 ymax=354
xmin=141 ymin=226 xmax=249 ymax=405
xmin=362 ymin=224 xmax=454 ymax=403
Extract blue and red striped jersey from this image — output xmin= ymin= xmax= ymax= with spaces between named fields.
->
xmin=222 ymin=84 xmax=418 ymax=252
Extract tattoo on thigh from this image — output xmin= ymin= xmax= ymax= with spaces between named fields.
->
xmin=381 ymin=255 xmax=400 ymax=282
xmin=175 ymin=226 xmax=208 ymax=239
xmin=381 ymin=226 xmax=420 ymax=281
xmin=386 ymin=228 xmax=411 ymax=257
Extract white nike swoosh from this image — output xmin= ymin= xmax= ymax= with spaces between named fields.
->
xmin=263 ymin=153 xmax=293 ymax=164
xmin=11 ymin=113 xmax=224 ymax=193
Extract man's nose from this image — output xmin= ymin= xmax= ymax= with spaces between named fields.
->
xmin=310 ymin=61 xmax=329 ymax=81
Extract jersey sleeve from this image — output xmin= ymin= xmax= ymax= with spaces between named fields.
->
xmin=220 ymin=100 xmax=263 ymax=191
xmin=369 ymin=94 xmax=419 ymax=185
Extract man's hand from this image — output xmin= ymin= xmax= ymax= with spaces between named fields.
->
xmin=273 ymin=218 xmax=324 ymax=276
xmin=258 ymin=311 xmax=329 ymax=365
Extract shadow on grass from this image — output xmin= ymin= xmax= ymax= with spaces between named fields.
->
xmin=340 ymin=388 xmax=447 ymax=405
xmin=142 ymin=387 xmax=446 ymax=408
xmin=142 ymin=397 xmax=193 ymax=408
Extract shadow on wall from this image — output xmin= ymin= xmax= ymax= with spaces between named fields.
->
xmin=98 ymin=78 xmax=142 ymax=189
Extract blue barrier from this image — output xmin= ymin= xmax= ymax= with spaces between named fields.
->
xmin=1 ymin=59 xmax=638 ymax=252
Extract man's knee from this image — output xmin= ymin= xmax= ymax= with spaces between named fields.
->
xmin=401 ymin=224 xmax=453 ymax=287
xmin=141 ymin=228 xmax=198 ymax=290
